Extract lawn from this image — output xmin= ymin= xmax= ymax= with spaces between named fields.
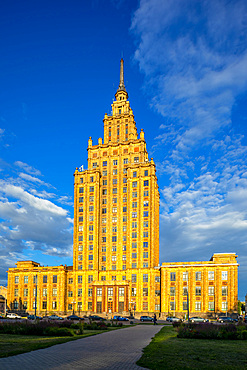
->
xmin=137 ymin=326 xmax=247 ymax=369
xmin=0 ymin=330 xmax=105 ymax=358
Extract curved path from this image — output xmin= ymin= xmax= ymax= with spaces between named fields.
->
xmin=0 ymin=324 xmax=163 ymax=369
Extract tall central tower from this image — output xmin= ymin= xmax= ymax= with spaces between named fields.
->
xmin=73 ymin=59 xmax=160 ymax=314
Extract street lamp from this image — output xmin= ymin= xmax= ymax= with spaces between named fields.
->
xmin=72 ymin=300 xmax=76 ymax=315
xmin=34 ymin=274 xmax=38 ymax=316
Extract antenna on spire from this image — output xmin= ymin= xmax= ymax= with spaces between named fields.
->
xmin=117 ymin=58 xmax=126 ymax=93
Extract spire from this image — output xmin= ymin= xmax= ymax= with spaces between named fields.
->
xmin=117 ymin=58 xmax=126 ymax=92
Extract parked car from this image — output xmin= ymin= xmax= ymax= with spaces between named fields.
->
xmin=217 ymin=316 xmax=235 ymax=323
xmin=7 ymin=312 xmax=22 ymax=319
xmin=166 ymin=316 xmax=182 ymax=322
xmin=140 ymin=316 xmax=154 ymax=322
xmin=48 ymin=315 xmax=64 ymax=320
xmin=189 ymin=317 xmax=209 ymax=323
xmin=88 ymin=315 xmax=106 ymax=321
xmin=67 ymin=315 xmax=84 ymax=321
xmin=244 ymin=316 xmax=247 ymax=323
xmin=113 ymin=315 xmax=129 ymax=321
xmin=28 ymin=315 xmax=43 ymax=320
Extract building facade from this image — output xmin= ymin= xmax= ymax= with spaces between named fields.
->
xmin=7 ymin=60 xmax=239 ymax=317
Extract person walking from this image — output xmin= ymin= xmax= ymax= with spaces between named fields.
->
xmin=153 ymin=313 xmax=157 ymax=325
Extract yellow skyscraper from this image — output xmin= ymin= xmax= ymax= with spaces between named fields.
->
xmin=7 ymin=60 xmax=238 ymax=318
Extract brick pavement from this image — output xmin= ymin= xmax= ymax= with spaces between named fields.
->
xmin=0 ymin=324 xmax=163 ymax=369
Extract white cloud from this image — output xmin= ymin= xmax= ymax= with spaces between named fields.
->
xmin=14 ymin=161 xmax=42 ymax=176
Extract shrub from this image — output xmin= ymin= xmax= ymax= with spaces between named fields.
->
xmin=177 ymin=323 xmax=247 ymax=340
xmin=44 ymin=327 xmax=73 ymax=337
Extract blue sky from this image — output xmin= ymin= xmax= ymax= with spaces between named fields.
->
xmin=0 ymin=0 xmax=246 ymax=300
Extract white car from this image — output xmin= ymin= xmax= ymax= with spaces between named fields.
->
xmin=7 ymin=312 xmax=22 ymax=319
xmin=189 ymin=316 xmax=209 ymax=323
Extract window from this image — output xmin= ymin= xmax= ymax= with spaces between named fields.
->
xmin=112 ymin=217 xmax=117 ymax=222
xmin=122 ymin=255 xmax=126 ymax=261
xmin=124 ymin=158 xmax=128 ymax=164
xmin=112 ymin=226 xmax=117 ymax=232
xmin=132 ymin=232 xmax=137 ymax=238
xmin=208 ymin=286 xmax=214 ymax=296
xmin=123 ymin=187 xmax=127 ymax=193
xmin=15 ymin=276 xmax=19 ymax=284
xmin=78 ymin=236 xmax=83 ymax=241
xmin=113 ymin=198 xmax=117 ymax=204
xmin=132 ymin=274 xmax=137 ymax=282
xmin=170 ymin=272 xmax=176 ymax=281
xmin=132 ymin=181 xmax=137 ymax=188
xmin=123 ymin=177 xmax=127 ymax=183
xmin=133 ymin=171 xmax=137 ymax=178
xmin=170 ymin=287 xmax=175 ymax=296
xmin=103 ymin=161 xmax=107 ymax=166
xmin=102 ymin=256 xmax=106 ymax=262
xmin=123 ymin=216 xmax=127 ymax=222
xmin=92 ymin=162 xmax=97 ymax=168
xmin=132 ymin=242 xmax=137 ymax=248
xmin=79 ymin=197 xmax=84 ymax=203
xmin=144 ymin=170 xmax=148 ymax=176
xmin=24 ymin=288 xmax=28 ymax=296
xmin=143 ymin=231 xmax=148 ymax=237
xmin=208 ymin=271 xmax=214 ymax=280
xmin=108 ymin=287 xmax=113 ymax=296
xmin=123 ymin=206 xmax=127 ymax=212
xmin=195 ymin=271 xmax=201 ymax=281
xmin=132 ymin=288 xmax=136 ymax=296
xmin=79 ymin=206 xmax=83 ymax=213
xmin=132 ymin=253 xmax=137 ymax=259
xmin=97 ymin=288 xmax=102 ymax=296
xmin=143 ymin=242 xmax=148 ymax=248
xmin=132 ymin=212 xmax=137 ymax=218
xmin=132 ymin=191 xmax=137 ymax=198
xmin=102 ymin=237 xmax=106 ymax=242
xmin=222 ymin=302 xmax=227 ymax=311
xmin=112 ymin=236 xmax=117 ymax=242
xmin=78 ymin=265 xmax=83 ymax=270
xmin=208 ymin=302 xmax=214 ymax=311
xmin=42 ymin=275 xmax=47 ymax=284
xmin=102 ymin=247 xmax=106 ymax=252
xmin=89 ymin=206 xmax=94 ymax=212
xmin=143 ymin=221 xmax=148 ymax=227
xmin=68 ymin=303 xmax=72 ymax=310
xmin=123 ymin=225 xmax=127 ymax=232
xmin=78 ymin=289 xmax=82 ymax=297
xmin=143 ymin=200 xmax=149 ymax=207
xmin=144 ymin=190 xmax=149 ymax=196
xmin=222 ymin=287 xmax=228 ymax=296
xmin=112 ymin=276 xmax=116 ymax=281
xmin=102 ymin=189 xmax=107 ymax=195
xmin=183 ymin=301 xmax=188 ymax=311
xmin=195 ymin=302 xmax=201 ymax=311
xmin=101 ymin=276 xmax=106 ymax=281
xmin=143 ymin=211 xmax=149 ymax=217
xmin=195 ymin=286 xmax=201 ymax=296
xmin=78 ymin=276 xmax=82 ymax=283
xmin=79 ymin=187 xmax=84 ymax=193
xmin=14 ymin=301 xmax=19 ymax=309
xmin=102 ymin=208 xmax=107 ymax=214
xmin=90 ymin=176 xmax=94 ymax=182
xmin=43 ymin=288 xmax=47 ymax=297
xmin=79 ymin=225 xmax=83 ymax=232
xmin=132 ymin=202 xmax=137 ymax=208
xmin=123 ymin=168 xmax=127 ymax=174
xmin=52 ymin=301 xmax=57 ymax=309
xmin=155 ymin=276 xmax=160 ymax=283
xmin=103 ymin=170 xmax=107 ymax=176
xmin=78 ymin=255 xmax=83 ymax=261
xmin=42 ymin=301 xmax=47 ymax=310
xmin=112 ymin=256 xmax=117 ymax=261
xmin=113 ymin=160 xmax=118 ymax=165
xmin=143 ymin=288 xmax=148 ymax=296
xmin=103 ymin=180 xmax=107 ymax=186
xmin=89 ymin=235 xmax=93 ymax=241
xmin=123 ymin=245 xmax=126 ymax=251
xmin=89 ymin=186 xmax=94 ymax=192
xmin=183 ymin=272 xmax=188 ymax=281
xmin=53 ymin=275 xmax=57 ymax=283
xmin=143 ymin=274 xmax=148 ymax=282
xmin=88 ymin=302 xmax=92 ymax=310
xmin=14 ymin=289 xmax=19 ymax=297
xmin=113 ymin=169 xmax=117 ymax=175
xmin=113 ymin=188 xmax=117 ymax=194
xmin=119 ymin=288 xmax=124 ymax=296
xmin=222 ymin=271 xmax=228 ymax=280
xmin=170 ymin=301 xmax=175 ymax=311
xmin=183 ymin=286 xmax=188 ymax=296
xmin=101 ymin=266 xmax=106 ymax=271
xmin=144 ymin=180 xmax=149 ymax=186
xmin=134 ymin=157 xmax=139 ymax=163
xmin=88 ymin=255 xmax=93 ymax=261
xmin=112 ymin=207 xmax=117 ymax=213
xmin=88 ymin=275 xmax=93 ymax=283
xmin=68 ymin=278 xmax=73 ymax=284
xmin=143 ymin=252 xmax=148 ymax=258
xmin=122 ymin=276 xmax=126 ymax=281
xmin=79 ymin=216 xmax=83 ymax=222
xmin=80 ymin=177 xmax=83 ymax=183
xmin=89 ymin=225 xmax=94 ymax=231
xmin=155 ymin=289 xmax=160 ymax=296
xmin=132 ymin=263 xmax=137 ymax=268
xmin=143 ymin=302 xmax=148 ymax=311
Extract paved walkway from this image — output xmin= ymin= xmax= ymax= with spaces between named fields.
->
xmin=0 ymin=324 xmax=163 ymax=369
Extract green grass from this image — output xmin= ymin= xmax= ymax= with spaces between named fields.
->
xmin=0 ymin=330 xmax=106 ymax=358
xmin=137 ymin=326 xmax=247 ymax=369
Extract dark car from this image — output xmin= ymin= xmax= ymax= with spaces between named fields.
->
xmin=67 ymin=315 xmax=84 ymax=321
xmin=28 ymin=315 xmax=43 ymax=320
xmin=140 ymin=316 xmax=154 ymax=322
xmin=244 ymin=316 xmax=247 ymax=323
xmin=48 ymin=315 xmax=64 ymax=320
xmin=217 ymin=316 xmax=235 ymax=323
xmin=113 ymin=315 xmax=129 ymax=321
xmin=88 ymin=315 xmax=106 ymax=321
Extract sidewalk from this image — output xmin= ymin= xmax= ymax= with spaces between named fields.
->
xmin=0 ymin=324 xmax=163 ymax=369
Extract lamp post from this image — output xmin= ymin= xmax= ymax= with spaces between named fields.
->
xmin=34 ymin=274 xmax=38 ymax=316
xmin=72 ymin=300 xmax=76 ymax=315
